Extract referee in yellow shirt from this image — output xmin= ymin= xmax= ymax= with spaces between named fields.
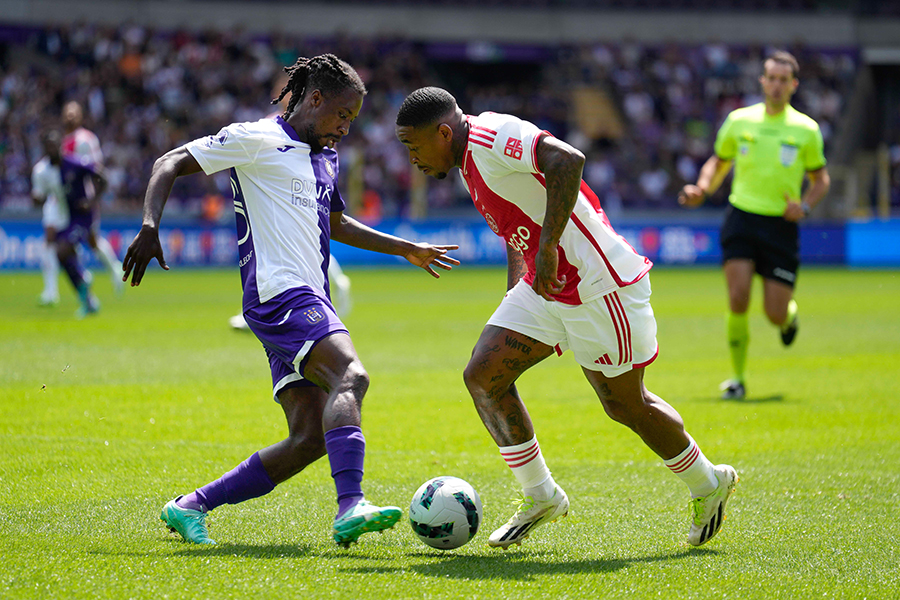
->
xmin=679 ymin=51 xmax=831 ymax=400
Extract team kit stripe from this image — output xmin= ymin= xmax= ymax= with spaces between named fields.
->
xmin=501 ymin=441 xmax=540 ymax=468
xmin=471 ymin=124 xmax=498 ymax=135
xmin=610 ymin=292 xmax=632 ymax=364
xmin=470 ymin=130 xmax=495 ymax=143
xmin=603 ymin=294 xmax=625 ymax=365
xmin=470 ymin=139 xmax=493 ymax=149
xmin=668 ymin=445 xmax=700 ymax=473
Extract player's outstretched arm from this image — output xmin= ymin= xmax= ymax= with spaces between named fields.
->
xmin=123 ymin=147 xmax=202 ymax=286
xmin=330 ymin=212 xmax=459 ymax=278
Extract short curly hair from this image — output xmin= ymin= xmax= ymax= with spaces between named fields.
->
xmin=396 ymin=87 xmax=458 ymax=128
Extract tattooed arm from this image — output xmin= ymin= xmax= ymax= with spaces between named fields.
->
xmin=533 ymin=133 xmax=585 ymax=301
xmin=506 ymin=244 xmax=527 ymax=291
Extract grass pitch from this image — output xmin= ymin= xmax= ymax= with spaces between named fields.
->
xmin=1 ymin=266 xmax=898 ymax=599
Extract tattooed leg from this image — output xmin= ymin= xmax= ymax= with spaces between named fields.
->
xmin=463 ymin=326 xmax=554 ymax=446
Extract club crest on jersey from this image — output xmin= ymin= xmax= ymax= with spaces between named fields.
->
xmin=323 ymin=158 xmax=335 ymax=179
xmin=504 ymin=137 xmax=524 ymax=160
xmin=484 ymin=212 xmax=500 ymax=234
xmin=303 ymin=308 xmax=325 ymax=324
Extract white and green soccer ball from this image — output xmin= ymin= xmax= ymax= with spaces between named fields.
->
xmin=409 ymin=476 xmax=483 ymax=550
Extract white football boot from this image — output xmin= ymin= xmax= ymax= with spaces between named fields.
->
xmin=688 ymin=464 xmax=738 ymax=546
xmin=488 ymin=485 xmax=569 ymax=548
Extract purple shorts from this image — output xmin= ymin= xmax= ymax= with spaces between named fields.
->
xmin=244 ymin=286 xmax=348 ymax=401
xmin=57 ymin=212 xmax=94 ymax=246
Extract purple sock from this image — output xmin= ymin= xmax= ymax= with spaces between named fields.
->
xmin=177 ymin=452 xmax=275 ymax=512
xmin=59 ymin=253 xmax=86 ymax=289
xmin=324 ymin=425 xmax=365 ymax=517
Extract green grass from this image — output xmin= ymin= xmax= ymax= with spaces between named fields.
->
xmin=1 ymin=266 xmax=898 ymax=599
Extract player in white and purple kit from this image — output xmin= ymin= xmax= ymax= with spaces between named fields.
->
xmin=396 ymin=87 xmax=736 ymax=548
xmin=123 ymin=56 xmax=458 ymax=547
xmin=33 ymin=131 xmax=105 ymax=317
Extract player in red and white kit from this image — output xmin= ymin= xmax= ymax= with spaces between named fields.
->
xmin=396 ymin=87 xmax=737 ymax=548
xmin=62 ymin=101 xmax=124 ymax=295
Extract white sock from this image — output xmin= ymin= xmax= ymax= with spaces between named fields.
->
xmin=664 ymin=436 xmax=719 ymax=498
xmin=41 ymin=243 xmax=59 ymax=300
xmin=499 ymin=436 xmax=556 ymax=501
xmin=94 ymin=236 xmax=121 ymax=276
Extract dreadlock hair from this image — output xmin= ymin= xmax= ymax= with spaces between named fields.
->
xmin=396 ymin=87 xmax=458 ymax=128
xmin=273 ymin=54 xmax=366 ymax=119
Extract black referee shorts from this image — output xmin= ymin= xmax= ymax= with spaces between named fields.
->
xmin=720 ymin=205 xmax=799 ymax=288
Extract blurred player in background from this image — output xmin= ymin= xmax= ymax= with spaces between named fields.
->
xmin=123 ymin=55 xmax=458 ymax=547
xmin=35 ymin=130 xmax=106 ymax=317
xmin=679 ymin=51 xmax=831 ymax=400
xmin=31 ymin=134 xmax=68 ymax=306
xmin=62 ymin=101 xmax=124 ymax=296
xmin=396 ymin=87 xmax=736 ymax=549
xmin=229 ymin=75 xmax=352 ymax=330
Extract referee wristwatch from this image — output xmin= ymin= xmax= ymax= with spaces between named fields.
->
xmin=801 ymin=201 xmax=812 ymax=217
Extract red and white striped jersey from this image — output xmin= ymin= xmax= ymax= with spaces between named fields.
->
xmin=62 ymin=127 xmax=103 ymax=165
xmin=459 ymin=112 xmax=651 ymax=305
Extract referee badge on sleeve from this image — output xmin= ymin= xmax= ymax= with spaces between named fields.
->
xmin=780 ymin=142 xmax=799 ymax=167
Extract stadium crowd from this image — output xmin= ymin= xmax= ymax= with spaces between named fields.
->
xmin=0 ymin=22 xmax=860 ymax=221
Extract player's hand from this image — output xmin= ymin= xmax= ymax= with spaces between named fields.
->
xmin=532 ymin=246 xmax=566 ymax=301
xmin=678 ymin=184 xmax=706 ymax=208
xmin=122 ymin=224 xmax=169 ymax=286
xmin=783 ymin=194 xmax=804 ymax=223
xmin=404 ymin=243 xmax=460 ymax=278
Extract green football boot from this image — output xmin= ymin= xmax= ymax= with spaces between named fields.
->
xmin=160 ymin=497 xmax=216 ymax=544
xmin=332 ymin=500 xmax=402 ymax=548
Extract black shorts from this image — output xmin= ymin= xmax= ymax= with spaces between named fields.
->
xmin=720 ymin=205 xmax=799 ymax=288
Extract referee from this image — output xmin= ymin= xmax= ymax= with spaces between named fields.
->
xmin=678 ymin=50 xmax=831 ymax=400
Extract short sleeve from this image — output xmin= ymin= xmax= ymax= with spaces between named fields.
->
xmin=482 ymin=114 xmax=544 ymax=175
xmin=185 ymin=123 xmax=252 ymax=175
xmin=714 ymin=113 xmax=737 ymax=160
xmin=31 ymin=165 xmax=46 ymax=197
xmin=804 ymin=125 xmax=827 ymax=171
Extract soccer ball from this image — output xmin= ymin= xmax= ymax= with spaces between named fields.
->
xmin=409 ymin=476 xmax=483 ymax=550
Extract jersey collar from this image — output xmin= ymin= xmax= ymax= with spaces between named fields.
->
xmin=274 ymin=115 xmax=302 ymax=142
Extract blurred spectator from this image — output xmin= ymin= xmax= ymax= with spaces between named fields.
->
xmin=0 ymin=23 xmax=858 ymax=218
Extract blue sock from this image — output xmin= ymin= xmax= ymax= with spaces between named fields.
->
xmin=324 ymin=425 xmax=365 ymax=518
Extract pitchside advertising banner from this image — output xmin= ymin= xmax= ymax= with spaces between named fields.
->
xmin=0 ymin=218 xmax=863 ymax=271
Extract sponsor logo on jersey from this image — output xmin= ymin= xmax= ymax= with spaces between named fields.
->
xmin=277 ymin=145 xmax=296 ymax=153
xmin=485 ymin=212 xmax=499 ymax=233
xmin=206 ymin=129 xmax=228 ymax=148
xmin=504 ymin=137 xmax=524 ymax=160
xmin=291 ymin=178 xmax=332 ymax=215
xmin=303 ymin=308 xmax=325 ymax=324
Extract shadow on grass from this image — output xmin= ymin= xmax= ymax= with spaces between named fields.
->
xmin=342 ymin=547 xmax=720 ymax=581
xmin=722 ymin=394 xmax=785 ymax=403
xmin=92 ymin=541 xmax=316 ymax=560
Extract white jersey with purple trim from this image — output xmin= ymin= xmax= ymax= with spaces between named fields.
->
xmin=185 ymin=116 xmax=345 ymax=309
xmin=459 ymin=112 xmax=651 ymax=305
xmin=32 ymin=156 xmax=69 ymax=229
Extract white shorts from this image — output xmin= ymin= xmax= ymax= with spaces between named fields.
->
xmin=487 ymin=275 xmax=659 ymax=377
xmin=41 ymin=197 xmax=69 ymax=231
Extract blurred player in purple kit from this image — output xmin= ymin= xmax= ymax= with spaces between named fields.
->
xmin=123 ymin=55 xmax=458 ymax=547
xmin=396 ymin=87 xmax=736 ymax=548
xmin=33 ymin=130 xmax=105 ymax=318
xmin=61 ymin=100 xmax=124 ymax=296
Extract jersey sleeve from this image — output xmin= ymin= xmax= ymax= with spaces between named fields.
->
xmin=482 ymin=114 xmax=544 ymax=175
xmin=713 ymin=113 xmax=737 ymax=160
xmin=804 ymin=124 xmax=827 ymax=171
xmin=185 ymin=123 xmax=253 ymax=175
xmin=31 ymin=164 xmax=47 ymax=198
